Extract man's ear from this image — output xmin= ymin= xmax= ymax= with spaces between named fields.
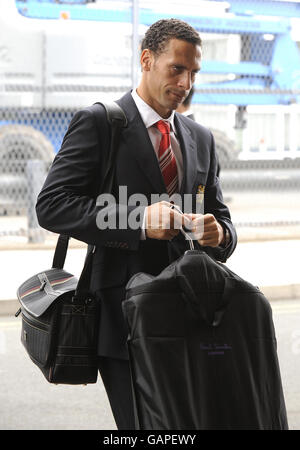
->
xmin=140 ymin=49 xmax=153 ymax=71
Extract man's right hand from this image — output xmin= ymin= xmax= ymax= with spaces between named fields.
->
xmin=145 ymin=201 xmax=191 ymax=240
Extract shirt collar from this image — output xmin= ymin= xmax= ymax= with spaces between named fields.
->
xmin=131 ymin=88 xmax=176 ymax=132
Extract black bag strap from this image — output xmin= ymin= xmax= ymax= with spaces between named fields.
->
xmin=95 ymin=101 xmax=128 ymax=194
xmin=52 ymin=234 xmax=70 ymax=270
xmin=51 ymin=101 xmax=127 ymax=273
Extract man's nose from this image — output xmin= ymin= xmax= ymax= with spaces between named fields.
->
xmin=178 ymin=72 xmax=192 ymax=90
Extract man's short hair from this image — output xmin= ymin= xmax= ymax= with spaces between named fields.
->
xmin=141 ymin=18 xmax=202 ymax=56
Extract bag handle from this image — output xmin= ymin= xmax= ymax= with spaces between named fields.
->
xmin=51 ymin=101 xmax=127 ymax=273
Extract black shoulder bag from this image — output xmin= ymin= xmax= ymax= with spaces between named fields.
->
xmin=15 ymin=102 xmax=127 ymax=385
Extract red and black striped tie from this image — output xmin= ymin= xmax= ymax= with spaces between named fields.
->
xmin=155 ymin=120 xmax=178 ymax=196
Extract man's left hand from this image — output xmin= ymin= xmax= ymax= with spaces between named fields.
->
xmin=185 ymin=213 xmax=225 ymax=247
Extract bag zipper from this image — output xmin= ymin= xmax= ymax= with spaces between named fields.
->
xmin=22 ymin=313 xmax=49 ymax=333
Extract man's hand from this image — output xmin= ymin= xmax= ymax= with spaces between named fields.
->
xmin=145 ymin=201 xmax=191 ymax=240
xmin=186 ymin=213 xmax=225 ymax=247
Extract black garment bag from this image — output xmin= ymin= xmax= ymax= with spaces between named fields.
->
xmin=123 ymin=235 xmax=288 ymax=430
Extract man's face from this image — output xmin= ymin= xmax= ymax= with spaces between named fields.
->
xmin=140 ymin=38 xmax=202 ymax=118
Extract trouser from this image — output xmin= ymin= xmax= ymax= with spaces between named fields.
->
xmin=98 ymin=356 xmax=136 ymax=430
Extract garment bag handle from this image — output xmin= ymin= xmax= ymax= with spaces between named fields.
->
xmin=170 ymin=204 xmax=194 ymax=250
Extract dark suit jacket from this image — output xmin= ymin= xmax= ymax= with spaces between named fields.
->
xmin=36 ymin=91 xmax=237 ymax=359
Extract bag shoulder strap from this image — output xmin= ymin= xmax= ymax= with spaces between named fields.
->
xmin=100 ymin=101 xmax=128 ymax=126
xmin=52 ymin=101 xmax=127 ymax=270
xmin=94 ymin=101 xmax=127 ymax=194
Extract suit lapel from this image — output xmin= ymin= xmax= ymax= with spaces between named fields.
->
xmin=174 ymin=113 xmax=197 ymax=196
xmin=116 ymin=92 xmax=166 ymax=194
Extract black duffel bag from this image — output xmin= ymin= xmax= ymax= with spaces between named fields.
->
xmin=16 ymin=235 xmax=100 ymax=385
xmin=15 ymin=101 xmax=127 ymax=385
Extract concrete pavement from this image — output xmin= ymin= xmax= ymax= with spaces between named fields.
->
xmin=1 ymin=232 xmax=300 ymax=315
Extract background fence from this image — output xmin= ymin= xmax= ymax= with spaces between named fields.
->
xmin=1 ymin=0 xmax=300 ymax=245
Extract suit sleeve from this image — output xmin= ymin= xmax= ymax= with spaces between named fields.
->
xmin=36 ymin=107 xmax=144 ymax=250
xmin=200 ymin=130 xmax=237 ymax=262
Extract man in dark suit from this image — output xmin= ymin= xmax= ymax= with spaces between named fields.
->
xmin=36 ymin=18 xmax=237 ymax=429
